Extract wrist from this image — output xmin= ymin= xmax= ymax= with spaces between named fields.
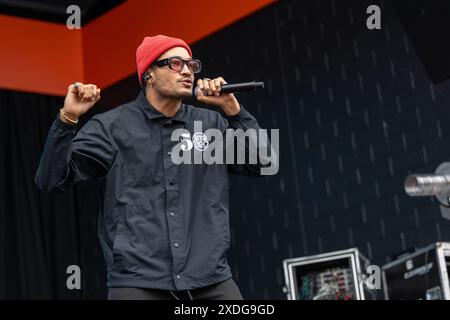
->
xmin=60 ymin=108 xmax=79 ymax=125
xmin=222 ymin=98 xmax=241 ymax=116
xmin=62 ymin=107 xmax=80 ymax=119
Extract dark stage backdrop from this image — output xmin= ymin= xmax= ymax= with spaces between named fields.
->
xmin=2 ymin=0 xmax=450 ymax=299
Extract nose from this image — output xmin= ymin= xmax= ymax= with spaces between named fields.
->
xmin=180 ymin=62 xmax=192 ymax=76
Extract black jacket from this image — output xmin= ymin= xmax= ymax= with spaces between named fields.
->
xmin=35 ymin=91 xmax=272 ymax=290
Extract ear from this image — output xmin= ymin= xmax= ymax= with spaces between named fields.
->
xmin=143 ymin=71 xmax=151 ymax=82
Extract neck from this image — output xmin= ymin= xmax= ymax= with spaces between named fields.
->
xmin=145 ymin=88 xmax=182 ymax=117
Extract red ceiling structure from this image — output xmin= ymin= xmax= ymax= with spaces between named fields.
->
xmin=0 ymin=0 xmax=275 ymax=96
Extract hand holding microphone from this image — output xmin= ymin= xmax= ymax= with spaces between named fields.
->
xmin=194 ymin=77 xmax=264 ymax=116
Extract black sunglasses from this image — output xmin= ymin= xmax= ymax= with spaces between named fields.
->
xmin=151 ymin=56 xmax=202 ymax=74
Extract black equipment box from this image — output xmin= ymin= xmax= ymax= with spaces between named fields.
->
xmin=382 ymin=242 xmax=450 ymax=300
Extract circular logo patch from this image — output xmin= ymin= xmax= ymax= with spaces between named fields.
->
xmin=192 ymin=132 xmax=209 ymax=151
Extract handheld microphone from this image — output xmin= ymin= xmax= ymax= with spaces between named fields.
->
xmin=193 ymin=81 xmax=264 ymax=97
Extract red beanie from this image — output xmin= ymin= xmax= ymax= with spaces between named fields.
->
xmin=136 ymin=34 xmax=192 ymax=85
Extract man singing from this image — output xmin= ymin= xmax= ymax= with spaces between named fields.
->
xmin=35 ymin=34 xmax=274 ymax=300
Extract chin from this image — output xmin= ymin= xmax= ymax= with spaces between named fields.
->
xmin=177 ymin=89 xmax=193 ymax=99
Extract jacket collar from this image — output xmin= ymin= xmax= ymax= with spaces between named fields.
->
xmin=135 ymin=91 xmax=187 ymax=123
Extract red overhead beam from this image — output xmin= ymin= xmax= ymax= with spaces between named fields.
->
xmin=0 ymin=0 xmax=275 ymax=96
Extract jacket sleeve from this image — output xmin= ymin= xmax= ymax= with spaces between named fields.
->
xmin=34 ymin=114 xmax=117 ymax=193
xmin=217 ymin=104 xmax=278 ymax=176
